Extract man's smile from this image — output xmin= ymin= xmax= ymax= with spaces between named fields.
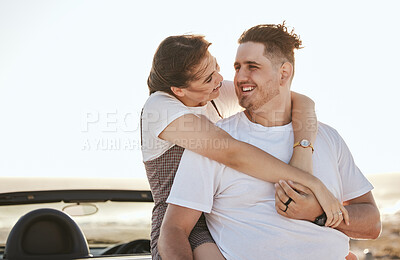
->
xmin=242 ymin=86 xmax=255 ymax=92
xmin=238 ymin=83 xmax=257 ymax=94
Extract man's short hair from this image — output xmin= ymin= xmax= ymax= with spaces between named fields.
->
xmin=238 ymin=22 xmax=302 ymax=68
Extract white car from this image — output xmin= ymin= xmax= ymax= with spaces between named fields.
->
xmin=0 ymin=177 xmax=153 ymax=259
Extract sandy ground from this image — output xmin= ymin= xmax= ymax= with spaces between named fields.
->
xmin=349 ymin=173 xmax=400 ymax=260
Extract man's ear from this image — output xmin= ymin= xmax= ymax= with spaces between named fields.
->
xmin=279 ymin=62 xmax=294 ymax=87
xmin=170 ymin=86 xmax=185 ymax=97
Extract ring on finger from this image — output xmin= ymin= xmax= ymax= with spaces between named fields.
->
xmin=283 ymin=205 xmax=289 ymax=212
xmin=284 ymin=197 xmax=293 ymax=206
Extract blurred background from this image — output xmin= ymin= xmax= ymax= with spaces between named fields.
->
xmin=1 ymin=0 xmax=399 ymax=179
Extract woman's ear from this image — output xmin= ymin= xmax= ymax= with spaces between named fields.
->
xmin=279 ymin=62 xmax=294 ymax=87
xmin=170 ymin=86 xmax=185 ymax=97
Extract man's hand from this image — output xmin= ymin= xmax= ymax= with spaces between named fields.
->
xmin=275 ymin=180 xmax=323 ymax=223
xmin=275 ymin=181 xmax=381 ymax=237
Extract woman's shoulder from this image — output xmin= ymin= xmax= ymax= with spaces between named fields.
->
xmin=143 ymin=91 xmax=182 ymax=111
xmin=144 ymin=91 xmax=175 ymax=104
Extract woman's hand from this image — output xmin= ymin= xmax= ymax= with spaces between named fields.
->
xmin=312 ymin=179 xmax=350 ymax=227
xmin=275 ymin=180 xmax=349 ymax=228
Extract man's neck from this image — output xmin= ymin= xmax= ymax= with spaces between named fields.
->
xmin=245 ymin=93 xmax=292 ymax=127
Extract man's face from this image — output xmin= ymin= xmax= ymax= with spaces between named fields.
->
xmin=234 ymin=42 xmax=281 ymax=112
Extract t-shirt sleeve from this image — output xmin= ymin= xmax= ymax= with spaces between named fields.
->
xmin=333 ymin=129 xmax=374 ymax=202
xmin=214 ymin=80 xmax=244 ymax=118
xmin=167 ymin=149 xmax=221 ymax=213
xmin=142 ymin=92 xmax=199 ymax=140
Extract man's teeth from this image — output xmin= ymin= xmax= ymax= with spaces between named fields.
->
xmin=242 ymin=86 xmax=255 ymax=92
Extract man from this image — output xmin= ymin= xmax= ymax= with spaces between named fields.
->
xmin=158 ymin=23 xmax=381 ymax=260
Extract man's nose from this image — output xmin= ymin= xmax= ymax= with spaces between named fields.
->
xmin=235 ymin=68 xmax=249 ymax=83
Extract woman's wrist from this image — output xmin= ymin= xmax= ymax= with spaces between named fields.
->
xmin=305 ymin=175 xmax=323 ymax=193
xmin=289 ymin=148 xmax=313 ymax=174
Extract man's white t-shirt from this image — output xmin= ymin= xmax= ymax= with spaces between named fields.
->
xmin=141 ymin=80 xmax=242 ymax=161
xmin=167 ymin=112 xmax=373 ymax=260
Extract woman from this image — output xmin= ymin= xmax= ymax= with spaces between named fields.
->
xmin=141 ymin=35 xmax=348 ymax=259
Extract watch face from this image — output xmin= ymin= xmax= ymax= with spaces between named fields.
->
xmin=314 ymin=213 xmax=327 ymax=226
xmin=316 ymin=218 xmax=324 ymax=226
xmin=300 ymin=139 xmax=310 ymax=147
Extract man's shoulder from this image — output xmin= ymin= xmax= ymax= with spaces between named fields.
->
xmin=221 ymin=80 xmax=234 ymax=89
xmin=316 ymin=122 xmax=345 ymax=155
xmin=216 ymin=112 xmax=243 ymax=132
xmin=215 ymin=80 xmax=234 ymax=104
xmin=317 ymin=122 xmax=341 ymax=140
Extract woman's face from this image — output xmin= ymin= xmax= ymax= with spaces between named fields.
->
xmin=178 ymin=52 xmax=223 ymax=107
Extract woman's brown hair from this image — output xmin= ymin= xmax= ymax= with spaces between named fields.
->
xmin=147 ymin=35 xmax=211 ymax=95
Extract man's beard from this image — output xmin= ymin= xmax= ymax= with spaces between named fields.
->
xmin=239 ymin=85 xmax=280 ymax=112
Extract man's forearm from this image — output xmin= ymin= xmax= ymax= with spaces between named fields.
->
xmin=158 ymin=225 xmax=193 ymax=260
xmin=336 ymin=203 xmax=381 ymax=239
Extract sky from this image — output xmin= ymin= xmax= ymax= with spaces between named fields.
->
xmin=0 ymin=0 xmax=399 ymax=179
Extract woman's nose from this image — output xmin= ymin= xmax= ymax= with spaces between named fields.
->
xmin=215 ymin=71 xmax=223 ymax=82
